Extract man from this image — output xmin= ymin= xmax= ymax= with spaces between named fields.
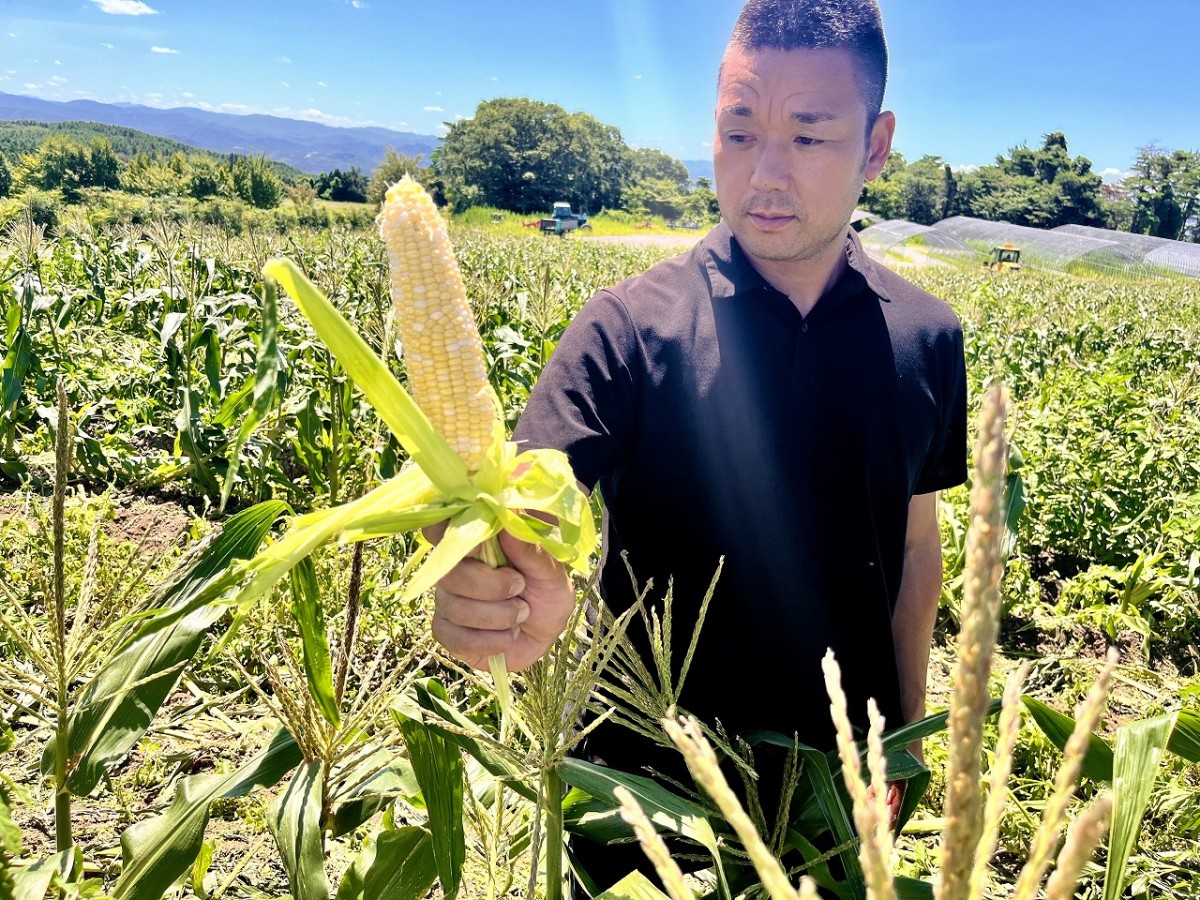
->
xmin=433 ymin=0 xmax=966 ymax=891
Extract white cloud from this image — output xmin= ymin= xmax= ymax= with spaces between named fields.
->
xmin=435 ymin=90 xmax=442 ymax=96
xmin=351 ymin=0 xmax=368 ymax=7
xmin=454 ymin=114 xmax=465 ymax=120
xmin=91 ymin=0 xmax=159 ymax=15
xmin=54 ymin=59 xmax=62 ymax=66
xmin=1101 ymin=167 xmax=1131 ymax=184
xmin=633 ymin=74 xmax=643 ymax=80
xmin=277 ymin=55 xmax=292 ymax=64
xmin=437 ymin=123 xmax=450 ymax=137
xmin=150 ymin=46 xmax=179 ymax=54
xmin=489 ymin=75 xmax=498 ymax=82
xmin=317 ymin=80 xmax=326 ymax=87
xmin=181 ymin=90 xmax=194 ymax=98
xmin=48 ymin=76 xmax=68 ymax=85
xmin=24 ymin=82 xmax=41 ymax=89
xmin=280 ymin=81 xmax=290 ymax=88
xmin=101 ymin=42 xmax=115 ymax=49
xmin=143 ymin=91 xmax=162 ymax=102
xmin=700 ymin=140 xmax=711 ymax=148
xmin=423 ymin=105 xmax=443 ymax=112
xmin=8 ymin=33 xmax=16 ymax=39
xmin=950 ymin=164 xmax=980 ymax=174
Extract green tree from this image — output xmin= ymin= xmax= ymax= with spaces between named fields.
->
xmin=368 ymin=149 xmax=428 ymax=204
xmin=1127 ymin=145 xmax=1200 ymax=241
xmin=954 ymin=133 xmax=1104 ymax=228
xmin=19 ymin=133 xmax=93 ymax=201
xmin=629 ymin=147 xmax=690 ymax=191
xmin=232 ymin=156 xmax=284 ymax=208
xmin=0 ymin=152 xmax=10 ymax=199
xmin=434 ymin=98 xmax=632 ymax=214
xmin=313 ymin=167 xmax=368 ymax=203
xmin=123 ymin=152 xmax=187 ymax=197
xmin=186 ymin=156 xmax=231 ymax=200
xmin=87 ymin=138 xmax=120 ymax=190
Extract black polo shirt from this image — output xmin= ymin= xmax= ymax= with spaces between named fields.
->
xmin=513 ymin=222 xmax=967 ymax=754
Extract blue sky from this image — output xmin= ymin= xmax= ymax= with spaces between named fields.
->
xmin=3 ymin=0 xmax=1198 ymax=180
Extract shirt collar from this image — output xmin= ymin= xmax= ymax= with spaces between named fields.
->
xmin=700 ymin=220 xmax=893 ymax=304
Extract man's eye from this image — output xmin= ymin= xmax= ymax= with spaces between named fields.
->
xmin=727 ymin=133 xmax=751 ymax=144
xmin=795 ymin=136 xmax=824 ymax=146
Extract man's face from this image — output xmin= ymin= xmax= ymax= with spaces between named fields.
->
xmin=714 ymin=45 xmax=893 ymax=268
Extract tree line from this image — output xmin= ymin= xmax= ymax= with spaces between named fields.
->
xmin=0 ymin=105 xmax=1195 ymax=243
xmin=860 ymin=132 xmax=1200 ymax=243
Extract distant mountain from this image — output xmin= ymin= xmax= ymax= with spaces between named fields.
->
xmin=0 ymin=119 xmax=308 ymax=180
xmin=683 ymin=158 xmax=715 ymax=183
xmin=0 ymin=92 xmax=440 ymax=175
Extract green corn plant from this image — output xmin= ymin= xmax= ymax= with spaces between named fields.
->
xmin=0 ymin=380 xmax=294 ymax=891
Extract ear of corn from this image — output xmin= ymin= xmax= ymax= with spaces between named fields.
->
xmin=225 ymin=176 xmax=594 ymax=618
xmin=378 ymin=176 xmax=497 ymax=474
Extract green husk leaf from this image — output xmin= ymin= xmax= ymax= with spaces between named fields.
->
xmin=398 ymin=505 xmax=501 ymax=602
xmin=263 ymin=257 xmax=468 ymax=495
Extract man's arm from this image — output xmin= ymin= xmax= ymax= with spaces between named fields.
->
xmin=892 ymin=491 xmax=943 ymax=755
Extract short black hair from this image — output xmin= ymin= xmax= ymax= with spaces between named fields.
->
xmin=724 ymin=0 xmax=888 ymax=125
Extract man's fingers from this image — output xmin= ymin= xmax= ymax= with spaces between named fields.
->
xmin=436 ymin=591 xmax=530 ymax=631
xmin=431 ymin=617 xmax=521 ymax=666
xmin=437 ymin=554 xmax=525 ymax=601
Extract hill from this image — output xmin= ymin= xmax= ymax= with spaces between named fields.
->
xmin=0 ymin=120 xmax=308 ymax=182
xmin=0 ymin=92 xmax=440 ymax=175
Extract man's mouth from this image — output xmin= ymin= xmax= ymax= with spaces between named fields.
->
xmin=747 ymin=212 xmax=796 ymax=231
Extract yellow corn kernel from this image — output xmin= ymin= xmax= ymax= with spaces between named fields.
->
xmin=378 ymin=175 xmax=495 ymax=472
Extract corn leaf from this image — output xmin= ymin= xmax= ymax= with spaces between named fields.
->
xmin=558 ymin=757 xmax=727 ymax=890
xmin=1022 ymin=696 xmax=1115 ymax=783
xmin=1168 ymin=710 xmax=1200 ymax=762
xmin=327 ymin=754 xmax=420 ymax=839
xmin=393 ymin=679 xmax=535 ymax=803
xmin=335 ymin=826 xmax=439 ymax=900
xmin=10 ymin=847 xmax=81 ymax=900
xmin=394 ymin=679 xmax=466 ymax=900
xmin=113 ymin=728 xmax=301 ymax=900
xmin=54 ymin=500 xmax=288 ymax=794
xmin=399 ymin=505 xmax=501 ymax=602
xmin=268 ymin=760 xmax=331 ymax=900
xmin=791 ymin=745 xmax=867 ymax=900
xmin=1103 ymin=713 xmax=1175 ymax=900
xmin=289 ymin=557 xmax=339 ymax=728
xmin=263 ymin=257 xmax=468 ymax=495
xmin=593 ymin=871 xmax=674 ymax=900
xmin=219 ymin=279 xmax=283 ymax=512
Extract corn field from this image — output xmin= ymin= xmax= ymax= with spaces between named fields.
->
xmin=0 ymin=202 xmax=1198 ymax=899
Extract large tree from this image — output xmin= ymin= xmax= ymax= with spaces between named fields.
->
xmin=1127 ymin=145 xmax=1200 ymax=242
xmin=433 ymin=98 xmax=632 ymax=214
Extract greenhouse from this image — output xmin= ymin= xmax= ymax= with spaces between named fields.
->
xmin=856 ymin=219 xmax=977 ymax=265
xmin=1054 ymin=224 xmax=1200 ymax=279
xmin=930 ymin=216 xmax=1151 ymax=275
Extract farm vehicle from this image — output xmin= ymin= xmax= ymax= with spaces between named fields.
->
xmin=984 ymin=243 xmax=1022 ymax=272
xmin=539 ymin=202 xmax=590 ymax=235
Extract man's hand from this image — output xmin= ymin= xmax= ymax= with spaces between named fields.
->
xmin=430 ymin=528 xmax=576 ymax=671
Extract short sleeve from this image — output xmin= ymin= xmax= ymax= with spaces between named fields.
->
xmin=512 ymin=290 xmax=640 ymax=491
xmin=914 ymin=325 xmax=968 ymax=494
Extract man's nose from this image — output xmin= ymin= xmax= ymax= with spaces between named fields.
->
xmin=749 ymin=140 xmax=791 ymax=191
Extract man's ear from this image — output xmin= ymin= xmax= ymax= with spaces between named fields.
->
xmin=864 ymin=110 xmax=896 ymax=181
